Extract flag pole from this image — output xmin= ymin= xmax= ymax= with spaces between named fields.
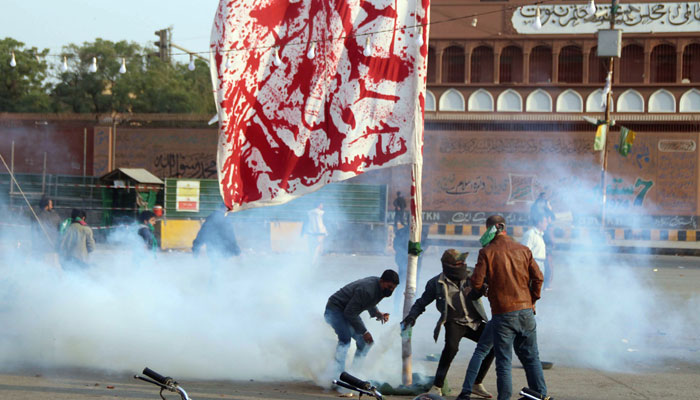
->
xmin=601 ymin=0 xmax=618 ymax=230
xmin=402 ymin=160 xmax=422 ymax=386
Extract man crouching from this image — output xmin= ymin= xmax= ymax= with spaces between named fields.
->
xmin=324 ymin=269 xmax=399 ymax=375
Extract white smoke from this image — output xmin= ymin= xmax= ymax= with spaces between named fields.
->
xmin=0 ymin=211 xmax=444 ymax=386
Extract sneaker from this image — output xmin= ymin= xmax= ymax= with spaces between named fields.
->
xmin=455 ymin=392 xmax=471 ymax=400
xmin=429 ymin=385 xmax=443 ymax=396
xmin=471 ymin=383 xmax=492 ymax=399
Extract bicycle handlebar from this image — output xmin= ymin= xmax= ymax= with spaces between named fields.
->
xmin=336 ymin=372 xmax=382 ymax=400
xmin=135 ymin=368 xmax=190 ymax=400
xmin=143 ymin=367 xmax=172 ymax=386
xmin=339 ymin=372 xmax=371 ymax=390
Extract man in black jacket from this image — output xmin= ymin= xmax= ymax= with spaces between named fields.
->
xmin=402 ymin=249 xmax=494 ymax=398
xmin=325 ymin=269 xmax=399 ymax=375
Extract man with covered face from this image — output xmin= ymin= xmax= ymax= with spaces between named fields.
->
xmin=401 ymin=249 xmax=494 ymax=398
xmin=324 ymin=269 xmax=399 ymax=375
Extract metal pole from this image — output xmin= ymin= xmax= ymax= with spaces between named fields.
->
xmin=10 ymin=141 xmax=15 ymax=195
xmin=42 ymin=152 xmax=47 ymax=194
xmin=112 ymin=119 xmax=117 ymax=170
xmin=601 ymin=0 xmax=617 ymax=231
xmin=83 ymin=127 xmax=87 ymax=176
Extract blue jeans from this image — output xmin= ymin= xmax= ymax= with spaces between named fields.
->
xmin=461 ymin=320 xmax=495 ymax=394
xmin=492 ymin=309 xmax=546 ymax=400
xmin=324 ymin=308 xmax=371 ymax=375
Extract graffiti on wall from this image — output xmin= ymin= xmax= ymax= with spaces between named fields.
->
xmin=423 ymin=130 xmax=698 ymax=221
xmin=113 ymin=129 xmax=218 ymax=179
xmin=153 ymin=152 xmax=217 ymax=179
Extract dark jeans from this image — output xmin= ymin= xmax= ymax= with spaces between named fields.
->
xmin=324 ymin=308 xmax=371 ymax=376
xmin=492 ymin=309 xmax=546 ymax=400
xmin=434 ymin=321 xmax=494 ymax=389
xmin=461 ymin=320 xmax=495 ymax=394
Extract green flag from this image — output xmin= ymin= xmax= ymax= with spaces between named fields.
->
xmin=618 ymin=126 xmax=636 ymax=156
xmin=594 ymin=123 xmax=607 ymax=151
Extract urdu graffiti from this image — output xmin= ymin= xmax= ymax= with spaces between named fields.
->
xmin=153 ymin=152 xmax=217 ymax=179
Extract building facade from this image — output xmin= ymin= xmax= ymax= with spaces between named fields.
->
xmin=417 ymin=0 xmax=700 ymax=239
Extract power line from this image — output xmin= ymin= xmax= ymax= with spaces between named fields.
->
xmin=7 ymin=0 xmax=563 ymax=62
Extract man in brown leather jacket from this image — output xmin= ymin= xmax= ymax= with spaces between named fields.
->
xmin=470 ymin=215 xmax=547 ymax=400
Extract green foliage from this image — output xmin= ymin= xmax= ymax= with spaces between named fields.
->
xmin=1 ymin=36 xmax=216 ymax=114
xmin=0 ymin=38 xmax=52 ymax=112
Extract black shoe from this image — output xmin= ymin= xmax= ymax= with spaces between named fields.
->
xmin=456 ymin=392 xmax=471 ymax=400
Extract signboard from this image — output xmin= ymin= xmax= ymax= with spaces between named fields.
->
xmin=513 ymin=2 xmax=700 ymax=34
xmin=176 ymin=180 xmax=200 ymax=212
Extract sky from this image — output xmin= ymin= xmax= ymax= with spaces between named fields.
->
xmin=1 ymin=0 xmax=220 ymax=63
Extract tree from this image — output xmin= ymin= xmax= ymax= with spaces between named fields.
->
xmin=0 ymin=38 xmax=52 ymax=112
xmin=1 ymin=37 xmax=216 ymax=114
xmin=51 ymin=39 xmax=146 ymax=113
xmin=130 ymin=57 xmax=215 ymax=114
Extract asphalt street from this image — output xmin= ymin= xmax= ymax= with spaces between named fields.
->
xmin=0 ymin=247 xmax=698 ymax=399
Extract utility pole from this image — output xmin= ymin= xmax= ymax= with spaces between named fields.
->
xmin=153 ymin=28 xmax=208 ymax=63
xmin=154 ymin=28 xmax=171 ymax=62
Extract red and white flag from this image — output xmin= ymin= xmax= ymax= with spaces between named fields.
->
xmin=210 ymin=0 xmax=429 ymax=211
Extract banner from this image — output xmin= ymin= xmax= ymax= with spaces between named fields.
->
xmin=210 ymin=0 xmax=428 ymax=211
xmin=176 ymin=180 xmax=200 ymax=212
xmin=594 ymin=123 xmax=608 ymax=151
xmin=618 ymin=126 xmax=636 ymax=156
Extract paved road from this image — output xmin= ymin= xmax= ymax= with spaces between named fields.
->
xmin=0 ymin=248 xmax=698 ymax=399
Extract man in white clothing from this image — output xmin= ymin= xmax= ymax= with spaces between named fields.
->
xmin=304 ymin=201 xmax=328 ymax=265
xmin=520 ymin=214 xmax=548 ymax=275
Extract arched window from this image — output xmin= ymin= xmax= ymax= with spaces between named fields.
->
xmin=558 ymin=45 xmax=583 ymax=83
xmin=618 ymin=89 xmax=645 ymax=112
xmin=556 ymin=89 xmax=583 ymax=112
xmin=427 ymin=47 xmax=437 ymax=83
xmin=471 ymin=46 xmax=494 ymax=83
xmin=588 ymin=46 xmax=607 ymax=83
xmin=529 ymin=46 xmax=552 ymax=83
xmin=682 ymin=43 xmax=700 ymax=83
xmin=526 ymin=89 xmax=552 ymax=112
xmin=425 ymin=90 xmax=436 ymax=111
xmin=680 ymin=89 xmax=700 ymax=112
xmin=586 ymin=89 xmax=614 ymax=112
xmin=442 ymin=46 xmax=465 ymax=83
xmin=468 ymin=89 xmax=494 ymax=111
xmin=648 ymin=89 xmax=676 ymax=112
xmin=499 ymin=46 xmax=523 ymax=83
xmin=496 ymin=89 xmax=523 ymax=112
xmin=651 ymin=44 xmax=676 ymax=83
xmin=439 ymin=88 xmax=465 ymax=111
xmin=620 ymin=44 xmax=644 ymax=83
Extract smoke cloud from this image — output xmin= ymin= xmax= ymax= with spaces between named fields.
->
xmin=1 ymin=175 xmax=698 ymax=390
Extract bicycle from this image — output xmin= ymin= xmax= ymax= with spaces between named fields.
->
xmin=134 ymin=367 xmax=191 ymax=400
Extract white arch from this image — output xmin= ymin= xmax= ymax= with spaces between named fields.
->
xmin=467 ymin=89 xmax=494 ymax=111
xmin=586 ymin=89 xmax=614 ymax=112
xmin=526 ymin=89 xmax=552 ymax=112
xmin=618 ymin=89 xmax=645 ymax=112
xmin=556 ymin=89 xmax=584 ymax=112
xmin=439 ymin=88 xmax=466 ymax=111
xmin=648 ymin=89 xmax=676 ymax=112
xmin=496 ymin=89 xmax=523 ymax=112
xmin=425 ymin=90 xmax=436 ymax=112
xmin=679 ymin=89 xmax=700 ymax=112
